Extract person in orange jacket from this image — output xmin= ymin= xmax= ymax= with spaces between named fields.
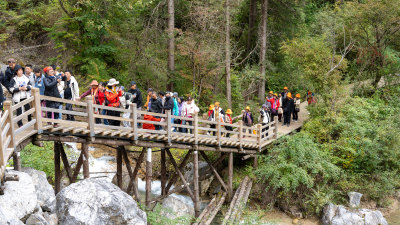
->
xmin=104 ymin=78 xmax=123 ymax=126
xmin=224 ymin=109 xmax=233 ymax=137
xmin=143 ymin=114 xmax=162 ymax=130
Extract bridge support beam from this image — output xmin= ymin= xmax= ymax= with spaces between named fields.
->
xmin=54 ymin=142 xmax=61 ymax=194
xmin=193 ymin=150 xmax=200 ymax=217
xmin=117 ymin=146 xmax=123 ymax=188
xmin=82 ymin=143 xmax=90 ymax=179
xmin=12 ymin=152 xmax=21 ymax=171
xmin=145 ymin=148 xmax=152 ymax=209
xmin=161 ymin=148 xmax=167 ymax=197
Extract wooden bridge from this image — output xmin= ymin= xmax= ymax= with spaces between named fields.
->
xmin=0 ymin=88 xmax=296 ymax=221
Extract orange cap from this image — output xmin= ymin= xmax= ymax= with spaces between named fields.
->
xmin=284 ymin=87 xmax=288 ymax=90
xmin=287 ymin=92 xmax=292 ymax=99
xmin=226 ymin=109 xmax=232 ymax=114
xmin=295 ymin=93 xmax=300 ymax=98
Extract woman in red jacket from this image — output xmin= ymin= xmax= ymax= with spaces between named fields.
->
xmin=267 ymin=93 xmax=280 ymax=121
xmin=104 ymin=78 xmax=122 ymax=126
xmin=78 ymin=80 xmax=105 ymax=124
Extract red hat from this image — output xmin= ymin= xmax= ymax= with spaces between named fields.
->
xmin=43 ymin=66 xmax=53 ymax=74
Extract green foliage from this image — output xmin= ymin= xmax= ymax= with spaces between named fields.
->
xmin=145 ymin=204 xmax=193 ymax=225
xmin=19 ymin=142 xmax=56 ymax=183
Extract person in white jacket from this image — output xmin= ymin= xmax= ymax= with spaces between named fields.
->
xmin=182 ymin=96 xmax=199 ymax=134
xmin=9 ymin=65 xmax=32 ymax=127
xmin=63 ymin=71 xmax=79 ymax=121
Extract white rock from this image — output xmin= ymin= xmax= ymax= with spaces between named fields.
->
xmin=26 ymin=213 xmax=49 ymax=225
xmin=22 ymin=168 xmax=56 ymax=212
xmin=348 ymin=192 xmax=363 ymax=208
xmin=322 ymin=203 xmax=388 ymax=225
xmin=56 ymin=178 xmax=147 ymax=225
xmin=162 ymin=195 xmax=195 ymax=220
xmin=0 ymin=170 xmax=38 ymax=221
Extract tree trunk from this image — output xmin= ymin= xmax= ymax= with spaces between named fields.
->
xmin=167 ymin=0 xmax=175 ymax=90
xmin=258 ymin=0 xmax=268 ymax=104
xmin=247 ymin=0 xmax=257 ymax=54
xmin=225 ymin=0 xmax=232 ymax=108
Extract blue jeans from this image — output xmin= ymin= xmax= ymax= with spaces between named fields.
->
xmin=102 ymin=109 xmax=109 ymax=125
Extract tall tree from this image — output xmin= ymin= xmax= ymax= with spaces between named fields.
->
xmin=258 ymin=0 xmax=268 ymax=103
xmin=247 ymin=0 xmax=257 ymax=54
xmin=167 ymin=0 xmax=175 ymax=90
xmin=225 ymin=0 xmax=232 ymax=108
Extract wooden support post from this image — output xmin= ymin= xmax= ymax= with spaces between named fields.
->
xmin=239 ymin=120 xmax=243 ymax=151
xmin=85 ymin=96 xmax=95 ymax=140
xmin=127 ymin=148 xmax=145 ymax=198
xmin=122 ymin=148 xmax=139 ymax=200
xmin=165 ymin=150 xmax=192 ymax=194
xmin=72 ymin=153 xmax=83 ymax=183
xmin=32 ymin=88 xmax=42 ymax=133
xmin=4 ymin=101 xmax=15 ymax=148
xmin=199 ymin=151 xmax=228 ymax=192
xmin=54 ymin=141 xmax=61 ymax=194
xmin=166 ymin=149 xmax=195 ymax=200
xmin=217 ymin=115 xmax=222 ymax=147
xmin=60 ymin=144 xmax=73 ymax=182
xmin=117 ymin=146 xmax=123 ymax=188
xmin=146 ymin=148 xmax=152 ymax=209
xmin=161 ymin=148 xmax=166 ymax=196
xmin=228 ymin=152 xmax=233 ymax=200
xmin=193 ymin=150 xmax=200 ymax=217
xmin=131 ymin=103 xmax=138 ymax=141
xmin=12 ymin=152 xmax=21 ymax=171
xmin=82 ymin=143 xmax=90 ymax=179
xmin=274 ymin=116 xmax=278 ymax=139
xmin=194 ymin=113 xmax=199 ymax=145
xmin=253 ymin=155 xmax=258 ymax=169
xmin=166 ymin=110 xmax=172 ymax=144
xmin=257 ymin=124 xmax=262 ymax=152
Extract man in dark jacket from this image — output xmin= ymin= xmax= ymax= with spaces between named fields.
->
xmin=283 ymin=92 xmax=294 ymax=126
xmin=150 ymin=92 xmax=163 ymax=130
xmin=43 ymin=66 xmax=61 ymax=126
xmin=128 ymin=81 xmax=142 ymax=109
xmin=4 ymin=58 xmax=17 ymax=91
xmin=163 ymin=92 xmax=174 ymax=113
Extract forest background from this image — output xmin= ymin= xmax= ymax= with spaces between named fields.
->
xmin=1 ymin=0 xmax=400 ymax=219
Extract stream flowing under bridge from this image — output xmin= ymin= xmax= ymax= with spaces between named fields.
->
xmin=0 ymin=88 xmax=308 ymax=222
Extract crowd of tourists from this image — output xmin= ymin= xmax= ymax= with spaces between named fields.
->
xmin=0 ymin=58 xmax=314 ymax=137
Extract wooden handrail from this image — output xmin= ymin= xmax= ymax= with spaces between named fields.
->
xmin=3 ymin=101 xmax=15 ymax=149
xmin=11 ymin=96 xmax=34 ymax=111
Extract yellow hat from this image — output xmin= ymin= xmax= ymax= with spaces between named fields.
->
xmin=268 ymin=91 xmax=273 ymax=94
xmin=245 ymin=106 xmax=250 ymax=110
xmin=295 ymin=93 xmax=300 ymax=98
xmin=226 ymin=109 xmax=232 ymax=114
xmin=287 ymin=92 xmax=292 ymax=99
xmin=284 ymin=86 xmax=288 ymax=90
xmin=209 ymin=104 xmax=214 ymax=110
xmin=274 ymin=93 xmax=278 ymax=96
xmin=214 ymin=102 xmax=220 ymax=107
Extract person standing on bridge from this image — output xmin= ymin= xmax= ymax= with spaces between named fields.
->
xmin=4 ymin=58 xmax=17 ymax=92
xmin=172 ymin=92 xmax=179 ymax=132
xmin=242 ymin=106 xmax=253 ymax=137
xmin=150 ymin=92 xmax=163 ymax=130
xmin=224 ymin=109 xmax=233 ymax=138
xmin=10 ymin=65 xmax=33 ymax=128
xmin=24 ymin=64 xmax=35 ymax=86
xmin=260 ymin=104 xmax=271 ymax=138
xmin=33 ymin=67 xmax=46 ymax=118
xmin=144 ymin=88 xmax=153 ymax=111
xmin=77 ymin=80 xmax=105 ymax=124
xmin=182 ymin=96 xmax=199 ymax=134
xmin=104 ymin=79 xmax=122 ymax=126
xmin=43 ymin=66 xmax=61 ymax=127
xmin=283 ymin=92 xmax=294 ymax=127
xmin=63 ymin=70 xmax=79 ymax=121
xmin=293 ymin=93 xmax=301 ymax=122
xmin=128 ymin=81 xmax=142 ymax=110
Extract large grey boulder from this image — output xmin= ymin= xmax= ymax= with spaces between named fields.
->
xmin=43 ymin=212 xmax=58 ymax=225
xmin=22 ymin=168 xmax=56 ymax=212
xmin=162 ymin=195 xmax=194 ymax=220
xmin=322 ymin=203 xmax=388 ymax=225
xmin=56 ymin=178 xmax=147 ymax=225
xmin=348 ymin=192 xmax=363 ymax=208
xmin=0 ymin=170 xmax=38 ymax=221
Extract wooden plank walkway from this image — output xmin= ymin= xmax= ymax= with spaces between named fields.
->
xmin=0 ymin=88 xmax=310 ymax=188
